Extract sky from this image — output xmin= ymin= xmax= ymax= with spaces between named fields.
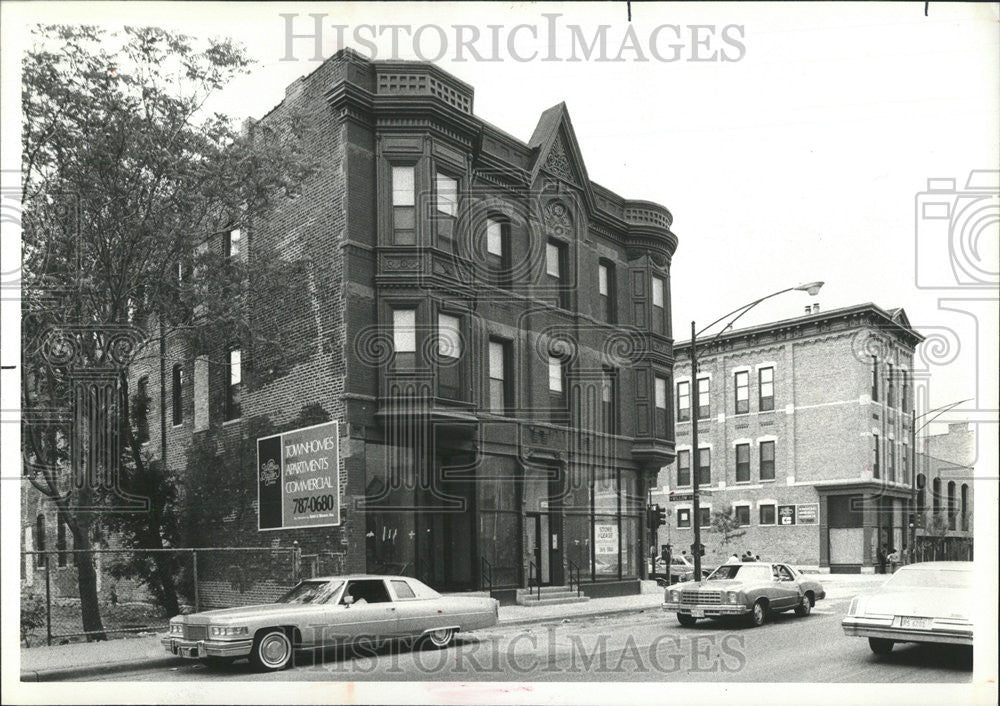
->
xmin=2 ymin=1 xmax=997 ymax=428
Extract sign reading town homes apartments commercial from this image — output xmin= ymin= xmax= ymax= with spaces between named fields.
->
xmin=257 ymin=421 xmax=340 ymax=531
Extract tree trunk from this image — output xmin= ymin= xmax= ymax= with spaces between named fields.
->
xmin=64 ymin=513 xmax=107 ymax=642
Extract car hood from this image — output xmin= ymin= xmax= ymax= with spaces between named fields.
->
xmin=860 ymin=588 xmax=972 ymax=621
xmin=178 ymin=603 xmax=329 ymax=624
xmin=676 ymin=580 xmax=745 ymax=591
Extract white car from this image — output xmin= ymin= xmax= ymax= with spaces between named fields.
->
xmin=842 ymin=561 xmax=973 ymax=654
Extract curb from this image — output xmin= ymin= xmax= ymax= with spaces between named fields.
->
xmin=499 ymin=602 xmax=663 ymax=628
xmin=21 ymin=656 xmax=180 ymax=682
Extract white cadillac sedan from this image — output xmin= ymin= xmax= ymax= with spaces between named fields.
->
xmin=842 ymin=561 xmax=973 ymax=655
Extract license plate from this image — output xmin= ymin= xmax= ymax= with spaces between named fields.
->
xmin=690 ymin=609 xmax=705 ymax=618
xmin=900 ymin=616 xmax=932 ymax=629
xmin=181 ymin=646 xmax=200 ymax=658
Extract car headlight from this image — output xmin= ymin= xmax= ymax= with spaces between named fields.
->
xmin=169 ymin=622 xmax=183 ymax=635
xmin=210 ymin=626 xmax=249 ymax=638
xmin=725 ymin=591 xmax=738 ymax=603
xmin=669 ymin=591 xmax=680 ymax=602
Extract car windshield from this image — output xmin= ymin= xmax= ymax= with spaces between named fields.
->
xmin=277 ymin=579 xmax=344 ymax=604
xmin=707 ymin=564 xmax=773 ymax=581
xmin=885 ymin=567 xmax=972 ymax=590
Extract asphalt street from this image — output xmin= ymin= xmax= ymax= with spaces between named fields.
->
xmin=89 ymin=595 xmax=971 ymax=683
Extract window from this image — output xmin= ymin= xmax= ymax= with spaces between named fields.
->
xmin=651 ymin=275 xmax=665 ymax=335
xmin=598 ymin=261 xmax=615 ymax=322
xmin=391 ymin=166 xmax=415 ymax=244
xmin=758 ymin=367 xmax=774 ymax=411
xmin=225 ymin=228 xmax=241 ymax=258
xmin=871 ymin=357 xmax=879 ymax=401
xmin=391 ymin=580 xmax=416 ymax=599
xmin=56 ymin=513 xmax=67 ymax=567
xmin=697 ymin=448 xmax=711 ymax=486
xmin=676 ymin=381 xmax=690 ymax=422
xmin=697 ymin=507 xmax=711 ymax=528
xmin=901 ymin=369 xmax=909 ymax=413
xmin=134 ymin=376 xmax=150 ymax=444
xmin=902 ymin=442 xmax=910 ymax=485
xmin=961 ymin=483 xmax=969 ymax=531
xmin=437 ymin=313 xmax=462 ymax=400
xmin=342 ymin=579 xmax=392 ymax=605
xmin=932 ymin=477 xmax=941 ymax=515
xmin=435 ymin=173 xmax=458 ymax=251
xmin=887 ymin=363 xmax=895 ymax=407
xmin=735 ymin=443 xmax=750 ymax=483
xmin=872 ymin=433 xmax=880 ymax=478
xmin=225 ymin=349 xmax=241 ymax=420
xmin=888 ymin=441 xmax=896 ymax=482
xmin=485 ymin=218 xmax=510 ymax=287
xmin=171 ymin=364 xmax=183 ymax=425
xmin=677 ymin=508 xmax=691 ymax=528
xmin=548 ymin=354 xmax=567 ymax=424
xmin=392 ymin=309 xmax=416 ymax=369
xmin=35 ymin=514 xmax=46 ymax=567
xmin=947 ymin=481 xmax=956 ymax=530
xmin=759 ymin=504 xmax=776 ymax=525
xmin=696 ymin=377 xmax=710 ymax=420
xmin=734 ymin=371 xmax=749 ymax=414
xmin=602 ymin=369 xmax=618 ymax=435
xmin=916 ymin=474 xmax=926 ymax=512
xmin=734 ymin=505 xmax=750 ymax=526
xmin=759 ymin=440 xmax=775 ymax=481
xmin=488 ymin=339 xmax=510 ymax=414
xmin=654 ymin=376 xmax=668 ymax=438
xmin=677 ymin=450 xmax=691 ymax=487
xmin=546 ymin=240 xmax=569 ymax=308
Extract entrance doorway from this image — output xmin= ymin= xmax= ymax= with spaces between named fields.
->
xmin=525 ymin=512 xmax=550 ymax=586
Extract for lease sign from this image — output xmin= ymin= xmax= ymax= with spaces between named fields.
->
xmin=257 ymin=421 xmax=340 ymax=531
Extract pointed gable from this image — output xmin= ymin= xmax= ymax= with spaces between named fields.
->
xmin=528 ymin=103 xmax=596 ymax=211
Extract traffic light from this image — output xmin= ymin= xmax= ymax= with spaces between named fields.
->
xmin=655 ymin=505 xmax=667 ymax=528
xmin=692 ymin=542 xmax=705 ymax=557
xmin=646 ymin=506 xmax=656 ymax=531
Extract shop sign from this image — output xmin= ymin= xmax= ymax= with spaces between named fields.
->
xmin=778 ymin=505 xmax=796 ymax=526
xmin=257 ymin=421 xmax=340 ymax=531
xmin=595 ymin=523 xmax=618 ymax=555
xmin=797 ymin=504 xmax=818 ymax=524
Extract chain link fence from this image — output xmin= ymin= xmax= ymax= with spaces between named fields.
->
xmin=20 ymin=546 xmax=347 ymax=647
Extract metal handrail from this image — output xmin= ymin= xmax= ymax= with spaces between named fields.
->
xmin=566 ymin=558 xmax=582 ymax=597
xmin=528 ymin=560 xmax=540 ymax=599
xmin=480 ymin=556 xmax=494 ymax=599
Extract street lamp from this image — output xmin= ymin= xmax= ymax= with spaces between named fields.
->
xmin=689 ymin=282 xmax=824 ymax=580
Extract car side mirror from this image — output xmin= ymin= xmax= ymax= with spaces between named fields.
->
xmin=343 ymin=595 xmax=355 ymax=607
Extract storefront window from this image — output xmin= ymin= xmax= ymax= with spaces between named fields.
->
xmin=477 ymin=456 xmax=520 ymax=587
xmin=593 ymin=469 xmax=619 ymax=577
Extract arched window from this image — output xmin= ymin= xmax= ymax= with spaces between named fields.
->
xmin=134 ymin=376 xmax=150 ymax=443
xmin=947 ymin=481 xmax=956 ymax=530
xmin=35 ymin=514 xmax=46 ymax=567
xmin=960 ymin=483 xmax=969 ymax=531
xmin=932 ymin=477 xmax=941 ymax=515
xmin=916 ymin=474 xmax=926 ymax=512
xmin=172 ymin=364 xmax=184 ymax=425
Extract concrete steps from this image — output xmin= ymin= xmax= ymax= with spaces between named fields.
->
xmin=515 ymin=585 xmax=590 ymax=607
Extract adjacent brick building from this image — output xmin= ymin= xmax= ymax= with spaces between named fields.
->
xmin=115 ymin=49 xmax=679 ymax=601
xmin=913 ymin=422 xmax=975 ymax=560
xmin=653 ymin=303 xmax=924 ymax=573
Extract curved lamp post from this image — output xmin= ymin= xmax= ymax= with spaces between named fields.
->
xmin=690 ymin=282 xmax=824 ymax=579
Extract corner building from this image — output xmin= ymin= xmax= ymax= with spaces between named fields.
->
xmin=655 ymin=304 xmax=924 ymax=573
xmin=134 ymin=49 xmax=678 ymax=602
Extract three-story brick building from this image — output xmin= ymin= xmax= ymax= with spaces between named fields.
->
xmin=654 ymin=303 xmax=923 ymax=573
xmin=127 ymin=49 xmax=679 ymax=601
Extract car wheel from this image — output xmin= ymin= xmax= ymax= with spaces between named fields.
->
xmin=794 ymin=594 xmax=812 ymax=617
xmin=422 ymin=628 xmax=455 ymax=649
xmin=250 ymin=629 xmax=293 ymax=671
xmin=676 ymin=613 xmax=698 ymax=627
xmin=868 ymin=637 xmax=894 ymax=655
xmin=748 ymin=600 xmax=767 ymax=627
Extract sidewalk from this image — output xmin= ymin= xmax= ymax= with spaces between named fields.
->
xmin=20 ymin=574 xmax=884 ymax=681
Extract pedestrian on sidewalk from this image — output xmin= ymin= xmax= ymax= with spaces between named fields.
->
xmin=876 ymin=544 xmax=887 ymax=574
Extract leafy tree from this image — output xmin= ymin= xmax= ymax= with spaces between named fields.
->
xmin=21 ymin=25 xmax=314 ymax=634
xmin=710 ymin=504 xmax=747 ymax=546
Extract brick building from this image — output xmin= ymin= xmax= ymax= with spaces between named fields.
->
xmin=913 ymin=422 xmax=975 ymax=560
xmin=653 ymin=303 xmax=924 ymax=573
xmin=116 ymin=49 xmax=678 ymax=601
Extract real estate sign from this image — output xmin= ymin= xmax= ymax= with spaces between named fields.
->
xmin=257 ymin=421 xmax=340 ymax=531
